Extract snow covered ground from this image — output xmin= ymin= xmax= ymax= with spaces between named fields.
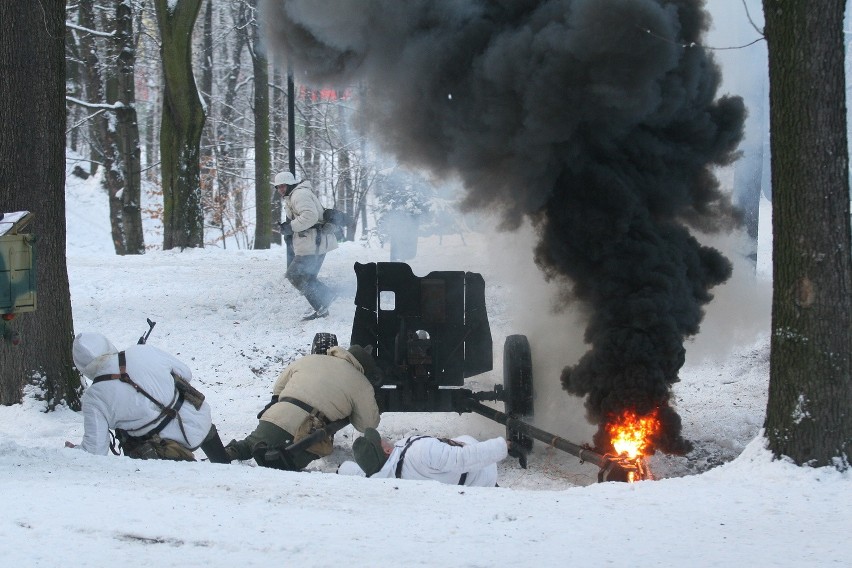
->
xmin=0 ymin=170 xmax=848 ymax=567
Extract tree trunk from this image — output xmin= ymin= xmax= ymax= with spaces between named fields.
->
xmin=763 ymin=0 xmax=852 ymax=470
xmin=145 ymin=82 xmax=159 ymax=179
xmin=78 ymin=0 xmax=105 ymax=178
xmin=336 ymin=93 xmax=357 ymax=242
xmin=65 ymin=16 xmax=83 ymax=153
xmin=155 ymin=0 xmax=206 ymax=250
xmin=250 ymin=0 xmax=271 ymax=249
xmin=109 ymin=0 xmax=144 ymax=255
xmin=302 ymin=87 xmax=317 ymax=185
xmin=199 ymin=0 xmax=216 ymax=242
xmin=0 ymin=0 xmax=81 ymax=409
xmin=270 ymin=64 xmax=284 ymax=245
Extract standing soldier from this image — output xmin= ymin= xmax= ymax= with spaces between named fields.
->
xmin=274 ymin=171 xmax=338 ymax=320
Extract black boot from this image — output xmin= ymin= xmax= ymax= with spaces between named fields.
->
xmin=200 ymin=424 xmax=232 ymax=464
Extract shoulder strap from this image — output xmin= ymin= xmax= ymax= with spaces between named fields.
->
xmin=95 ymin=352 xmax=177 ymax=415
xmin=394 ymin=436 xmax=468 ymax=484
xmin=394 ymin=436 xmax=430 ymax=478
xmin=93 ymin=352 xmax=189 ymax=444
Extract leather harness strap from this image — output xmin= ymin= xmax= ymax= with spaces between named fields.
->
xmin=394 ymin=436 xmax=469 ymax=485
xmin=280 ymin=396 xmax=330 ymax=425
xmin=93 ymin=351 xmax=188 ymax=444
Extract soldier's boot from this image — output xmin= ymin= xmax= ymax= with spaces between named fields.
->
xmin=199 ymin=424 xmax=232 ymax=464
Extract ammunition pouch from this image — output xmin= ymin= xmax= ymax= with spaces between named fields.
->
xmin=115 ymin=429 xmax=196 ymax=462
xmin=172 ymin=373 xmax=205 ymax=410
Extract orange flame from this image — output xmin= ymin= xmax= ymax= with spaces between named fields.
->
xmin=607 ymin=409 xmax=661 ymax=459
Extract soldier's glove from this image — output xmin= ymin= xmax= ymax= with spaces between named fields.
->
xmin=279 ymin=221 xmax=294 ymax=237
xmin=507 ymin=442 xmax=528 ymax=469
xmin=257 ymin=395 xmax=279 ymax=419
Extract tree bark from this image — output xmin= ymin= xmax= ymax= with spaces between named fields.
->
xmin=0 ymin=0 xmax=81 ymax=408
xmin=155 ymin=0 xmax=206 ymax=250
xmin=249 ymin=0 xmax=271 ymax=249
xmin=763 ymin=0 xmax=852 ymax=469
xmin=270 ymin=64 xmax=284 ymax=245
xmin=78 ymin=0 xmax=105 ymax=177
xmin=108 ymin=0 xmax=145 ymax=255
xmin=198 ymin=0 xmax=221 ymax=245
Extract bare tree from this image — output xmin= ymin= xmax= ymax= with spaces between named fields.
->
xmin=106 ymin=0 xmax=145 ymax=254
xmin=762 ymin=0 xmax=852 ymax=470
xmin=248 ymin=0 xmax=272 ymax=249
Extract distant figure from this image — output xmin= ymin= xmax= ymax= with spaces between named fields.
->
xmin=349 ymin=428 xmax=522 ymax=487
xmin=224 ymin=344 xmax=382 ymax=471
xmin=274 ymin=171 xmax=338 ymax=320
xmin=383 ymin=210 xmax=419 ymax=262
xmin=66 ymin=332 xmax=230 ymax=464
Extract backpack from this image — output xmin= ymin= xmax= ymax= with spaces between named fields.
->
xmin=323 ymin=208 xmax=348 ymax=226
xmin=322 ymin=208 xmax=348 ymax=241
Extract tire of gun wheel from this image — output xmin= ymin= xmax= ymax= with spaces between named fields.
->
xmin=311 ymin=332 xmax=338 ymax=355
xmin=503 ymin=334 xmax=534 ymax=452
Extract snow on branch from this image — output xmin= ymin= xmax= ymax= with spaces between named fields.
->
xmin=66 ymin=21 xmax=115 ymax=38
xmin=65 ymin=96 xmax=125 ymax=111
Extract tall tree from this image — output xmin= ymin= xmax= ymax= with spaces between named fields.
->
xmin=762 ymin=0 xmax=852 ymax=470
xmin=0 ymin=0 xmax=81 ymax=408
xmin=155 ymin=0 xmax=206 ymax=249
xmin=77 ymin=0 xmax=106 ymax=178
xmin=270 ymin=64 xmax=284 ymax=245
xmin=248 ymin=0 xmax=271 ymax=249
xmin=105 ymin=0 xmax=145 ymax=254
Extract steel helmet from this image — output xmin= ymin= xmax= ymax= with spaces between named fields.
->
xmin=311 ymin=333 xmax=338 ymax=355
xmin=272 ymin=171 xmax=300 ymax=186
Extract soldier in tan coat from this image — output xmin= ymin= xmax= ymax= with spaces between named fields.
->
xmin=274 ymin=171 xmax=339 ymax=321
xmin=225 ymin=344 xmax=381 ymax=470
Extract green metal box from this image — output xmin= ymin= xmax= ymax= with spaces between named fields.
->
xmin=0 ymin=211 xmax=37 ymax=315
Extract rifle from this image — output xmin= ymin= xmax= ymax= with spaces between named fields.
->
xmin=262 ymin=418 xmax=351 ymax=468
xmin=138 ymin=318 xmax=156 ymax=344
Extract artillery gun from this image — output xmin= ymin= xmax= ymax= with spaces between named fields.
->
xmin=317 ymin=262 xmax=639 ymax=483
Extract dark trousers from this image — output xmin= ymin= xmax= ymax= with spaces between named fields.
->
xmin=286 ymin=253 xmax=332 ymax=311
xmin=227 ymin=421 xmax=318 ymax=471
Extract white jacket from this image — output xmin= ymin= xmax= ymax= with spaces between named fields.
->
xmin=284 ymin=181 xmax=338 ymax=256
xmin=371 ymin=435 xmax=508 ymax=487
xmin=74 ymin=334 xmax=212 ymax=455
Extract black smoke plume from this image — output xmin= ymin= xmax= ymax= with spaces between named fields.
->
xmin=262 ymin=0 xmax=745 ymax=455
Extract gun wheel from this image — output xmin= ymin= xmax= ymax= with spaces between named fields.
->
xmin=503 ymin=334 xmax=534 ymax=452
xmin=311 ymin=333 xmax=338 ymax=355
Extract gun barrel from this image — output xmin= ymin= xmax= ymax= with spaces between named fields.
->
xmin=138 ymin=319 xmax=156 ymax=344
xmin=464 ymin=399 xmax=635 ymax=482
